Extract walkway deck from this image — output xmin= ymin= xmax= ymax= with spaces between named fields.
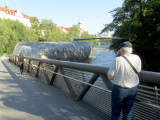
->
xmin=0 ymin=61 xmax=105 ymax=120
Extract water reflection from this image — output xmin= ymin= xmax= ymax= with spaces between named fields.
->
xmin=83 ymin=44 xmax=116 ymax=67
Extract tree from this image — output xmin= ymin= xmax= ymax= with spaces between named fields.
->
xmin=102 ymin=0 xmax=160 ymax=72
xmin=0 ymin=19 xmax=39 ymax=54
xmin=39 ymin=19 xmax=62 ymax=42
xmin=0 ymin=20 xmax=18 ymax=54
xmin=0 ymin=18 xmax=96 ymax=55
xmin=30 ymin=17 xmax=39 ymax=31
xmin=68 ymin=25 xmax=80 ymax=38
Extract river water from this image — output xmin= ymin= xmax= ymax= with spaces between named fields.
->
xmin=83 ymin=44 xmax=116 ymax=67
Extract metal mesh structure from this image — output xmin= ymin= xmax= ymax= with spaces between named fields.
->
xmin=54 ymin=71 xmax=71 ymax=95
xmin=83 ymin=87 xmax=111 ymax=116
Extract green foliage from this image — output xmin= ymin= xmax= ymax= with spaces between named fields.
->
xmin=62 ymin=25 xmax=81 ymax=41
xmin=91 ymin=40 xmax=98 ymax=46
xmin=30 ymin=17 xmax=39 ymax=31
xmin=0 ymin=18 xmax=39 ymax=54
xmin=102 ymin=0 xmax=160 ymax=72
xmin=68 ymin=25 xmax=81 ymax=38
xmin=0 ymin=19 xmax=18 ymax=54
xmin=80 ymin=31 xmax=97 ymax=45
xmin=0 ymin=18 xmax=95 ymax=55
xmin=39 ymin=19 xmax=63 ymax=42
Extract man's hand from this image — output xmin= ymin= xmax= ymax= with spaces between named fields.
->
xmin=107 ymin=74 xmax=114 ymax=80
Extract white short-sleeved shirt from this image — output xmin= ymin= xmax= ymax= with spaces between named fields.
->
xmin=108 ymin=54 xmax=141 ymax=88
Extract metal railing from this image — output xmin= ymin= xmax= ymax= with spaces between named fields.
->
xmin=9 ymin=55 xmax=160 ymax=120
xmin=73 ymin=37 xmax=118 ymax=41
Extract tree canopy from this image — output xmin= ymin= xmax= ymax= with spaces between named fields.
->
xmin=0 ymin=18 xmax=95 ymax=56
xmin=102 ymin=0 xmax=160 ymax=72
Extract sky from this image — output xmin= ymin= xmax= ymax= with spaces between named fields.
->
xmin=0 ymin=0 xmax=124 ymax=35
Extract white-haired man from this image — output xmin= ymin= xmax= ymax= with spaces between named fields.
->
xmin=107 ymin=41 xmax=141 ymax=120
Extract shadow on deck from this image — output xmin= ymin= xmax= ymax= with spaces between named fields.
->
xmin=0 ymin=61 xmax=106 ymax=120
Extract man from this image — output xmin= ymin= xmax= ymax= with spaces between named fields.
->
xmin=107 ymin=41 xmax=141 ymax=120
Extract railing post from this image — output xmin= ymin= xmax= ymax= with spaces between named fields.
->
xmin=41 ymin=64 xmax=51 ymax=85
xmin=14 ymin=56 xmax=16 ymax=65
xmin=9 ymin=55 xmax=10 ymax=62
xmin=12 ymin=56 xmax=14 ymax=63
xmin=35 ymin=62 xmax=42 ymax=77
xmin=9 ymin=56 xmax=12 ymax=63
xmin=50 ymin=65 xmax=59 ymax=85
xmin=27 ymin=60 xmax=31 ymax=72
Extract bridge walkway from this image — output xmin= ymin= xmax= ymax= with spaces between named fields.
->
xmin=0 ymin=61 xmax=105 ymax=120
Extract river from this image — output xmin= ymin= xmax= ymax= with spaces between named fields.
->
xmin=83 ymin=44 xmax=116 ymax=67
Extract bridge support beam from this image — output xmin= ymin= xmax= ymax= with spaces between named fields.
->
xmin=59 ymin=66 xmax=77 ymax=99
xmin=76 ymin=73 xmax=99 ymax=101
xmin=50 ymin=65 xmax=59 ymax=85
xmin=100 ymin=74 xmax=113 ymax=90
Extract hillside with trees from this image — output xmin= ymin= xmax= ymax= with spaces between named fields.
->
xmin=0 ymin=18 xmax=95 ymax=56
xmin=102 ymin=0 xmax=160 ymax=72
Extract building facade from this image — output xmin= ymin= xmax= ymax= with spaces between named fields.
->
xmin=0 ymin=1 xmax=31 ymax=27
xmin=57 ymin=20 xmax=84 ymax=34
xmin=57 ymin=26 xmax=84 ymax=34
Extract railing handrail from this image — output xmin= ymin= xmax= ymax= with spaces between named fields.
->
xmin=73 ymin=37 xmax=119 ymax=41
xmin=11 ymin=55 xmax=160 ymax=85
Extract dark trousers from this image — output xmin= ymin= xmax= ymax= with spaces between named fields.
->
xmin=20 ymin=63 xmax=23 ymax=73
xmin=111 ymin=84 xmax=137 ymax=120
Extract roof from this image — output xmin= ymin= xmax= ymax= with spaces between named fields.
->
xmin=57 ymin=26 xmax=85 ymax=33
xmin=0 ymin=7 xmax=30 ymax=19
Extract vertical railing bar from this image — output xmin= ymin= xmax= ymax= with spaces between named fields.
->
xmin=14 ymin=56 xmax=16 ymax=65
xmin=76 ymin=73 xmax=99 ymax=101
xmin=100 ymin=74 xmax=113 ymax=90
xmin=9 ymin=56 xmax=13 ymax=63
xmin=9 ymin=55 xmax=11 ymax=62
xmin=50 ymin=65 xmax=59 ymax=85
xmin=59 ymin=66 xmax=77 ymax=99
xmin=27 ymin=60 xmax=31 ymax=72
xmin=11 ymin=56 xmax=12 ymax=63
xmin=35 ymin=62 xmax=42 ymax=77
xmin=41 ymin=64 xmax=51 ymax=85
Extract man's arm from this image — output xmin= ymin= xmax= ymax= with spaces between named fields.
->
xmin=107 ymin=59 xmax=116 ymax=80
xmin=107 ymin=74 xmax=114 ymax=80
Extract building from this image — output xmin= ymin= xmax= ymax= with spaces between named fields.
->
xmin=57 ymin=20 xmax=84 ymax=34
xmin=0 ymin=1 xmax=85 ymax=35
xmin=57 ymin=26 xmax=85 ymax=34
xmin=0 ymin=1 xmax=31 ymax=27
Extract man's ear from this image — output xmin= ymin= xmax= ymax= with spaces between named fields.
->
xmin=122 ymin=48 xmax=125 ymax=53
